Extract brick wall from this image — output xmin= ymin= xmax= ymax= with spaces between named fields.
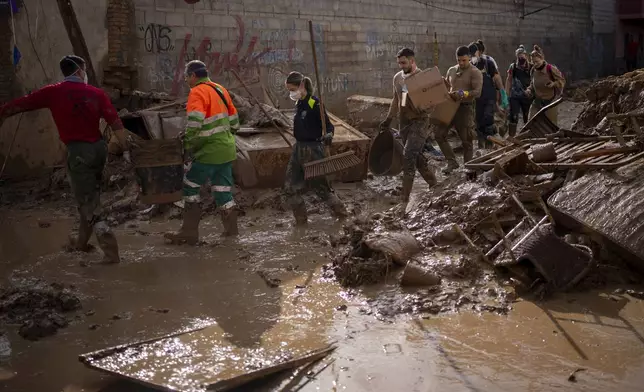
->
xmin=133 ymin=0 xmax=617 ymax=115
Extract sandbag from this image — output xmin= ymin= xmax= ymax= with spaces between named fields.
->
xmin=363 ymin=231 xmax=421 ymax=266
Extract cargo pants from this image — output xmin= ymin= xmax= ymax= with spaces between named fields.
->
xmin=529 ymin=98 xmax=558 ymax=126
xmin=283 ymin=142 xmax=343 ymax=210
xmin=183 ymin=160 xmax=235 ymax=210
xmin=434 ymin=103 xmax=475 ymax=166
xmin=399 ymin=118 xmax=435 ymax=181
xmin=66 ymin=140 xmax=112 ymax=237
xmin=475 ymin=99 xmax=496 ymax=148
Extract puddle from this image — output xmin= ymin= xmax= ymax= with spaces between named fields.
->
xmin=1 ymin=191 xmax=644 ymax=391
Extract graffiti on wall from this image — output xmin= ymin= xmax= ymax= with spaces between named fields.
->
xmin=141 ymin=24 xmax=175 ymax=53
xmin=365 ymin=32 xmax=416 ymax=60
xmin=139 ymin=16 xmax=355 ymax=107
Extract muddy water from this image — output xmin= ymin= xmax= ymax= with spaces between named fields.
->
xmin=2 ymin=189 xmax=644 ymax=392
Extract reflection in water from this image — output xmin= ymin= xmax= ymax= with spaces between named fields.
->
xmin=1 ymin=208 xmax=644 ymax=392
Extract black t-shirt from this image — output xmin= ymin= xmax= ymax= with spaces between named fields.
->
xmin=508 ymin=62 xmax=532 ymax=97
xmin=293 ymin=95 xmax=335 ymax=142
xmin=476 ymin=57 xmax=498 ymax=100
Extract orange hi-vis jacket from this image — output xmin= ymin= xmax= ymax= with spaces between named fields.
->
xmin=185 ymin=78 xmax=240 ymax=164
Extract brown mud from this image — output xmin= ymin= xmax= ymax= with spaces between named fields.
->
xmin=1 ymin=101 xmax=644 ymax=391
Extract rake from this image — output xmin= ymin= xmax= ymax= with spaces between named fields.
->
xmin=303 ymin=20 xmax=361 ymax=180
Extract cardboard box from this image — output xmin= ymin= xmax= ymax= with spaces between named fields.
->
xmin=405 ymin=66 xmax=449 ymax=110
xmin=429 ymin=97 xmax=461 ymax=126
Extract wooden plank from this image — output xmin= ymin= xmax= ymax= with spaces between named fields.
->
xmin=55 ymin=0 xmax=98 ymax=86
xmin=572 ymin=146 xmax=639 ymax=161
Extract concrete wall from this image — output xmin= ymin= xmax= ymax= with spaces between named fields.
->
xmin=134 ymin=0 xmax=618 ymax=116
xmin=1 ymin=0 xmax=618 ymax=177
xmin=0 ymin=0 xmax=108 ymax=177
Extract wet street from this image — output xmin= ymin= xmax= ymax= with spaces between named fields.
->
xmin=2 ymin=192 xmax=644 ymax=391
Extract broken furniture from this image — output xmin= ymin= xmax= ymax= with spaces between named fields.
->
xmin=465 ymin=135 xmax=644 ymax=171
xmin=548 ymin=168 xmax=644 ymax=272
xmin=515 ymin=97 xmax=563 ymax=139
xmin=131 ymin=139 xmax=184 ymax=204
xmin=116 ymin=100 xmax=370 ymax=189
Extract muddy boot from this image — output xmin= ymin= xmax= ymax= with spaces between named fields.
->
xmin=417 ymin=166 xmax=437 ymax=187
xmin=442 ymin=160 xmax=459 ymax=175
xmin=508 ymin=123 xmax=518 ymax=137
xmin=327 ymin=195 xmax=349 ymax=219
xmin=95 ymin=231 xmax=120 ymax=264
xmin=164 ymin=202 xmax=201 ymax=245
xmin=401 ymin=175 xmax=414 ymax=203
xmin=292 ymin=203 xmax=308 ymax=226
xmin=220 ymin=208 xmax=239 ymax=237
xmin=65 ymin=218 xmax=94 ymax=252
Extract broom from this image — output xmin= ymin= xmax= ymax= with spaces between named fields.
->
xmin=303 ymin=20 xmax=361 ymax=180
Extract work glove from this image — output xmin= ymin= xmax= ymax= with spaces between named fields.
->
xmin=319 ymin=132 xmax=334 ymax=146
xmin=379 ymin=118 xmax=392 ymax=132
xmin=500 ymin=90 xmax=509 ymax=110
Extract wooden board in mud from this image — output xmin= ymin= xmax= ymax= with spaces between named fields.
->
xmin=548 ymin=166 xmax=644 ymax=270
xmin=79 ymin=322 xmax=335 ymax=391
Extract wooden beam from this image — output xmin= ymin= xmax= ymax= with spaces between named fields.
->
xmin=55 ymin=0 xmax=98 ymax=86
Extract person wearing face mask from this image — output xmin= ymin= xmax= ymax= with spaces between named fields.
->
xmin=283 ymin=71 xmax=348 ymax=225
xmin=379 ymin=48 xmax=438 ymax=203
xmin=469 ymin=42 xmax=505 ymax=150
xmin=505 ymin=45 xmax=533 ymax=137
xmin=434 ymin=45 xmax=483 ymax=173
xmin=0 ymin=55 xmax=130 ymax=264
xmin=525 ymin=45 xmax=565 ymax=125
xmin=165 ymin=60 xmax=241 ymax=244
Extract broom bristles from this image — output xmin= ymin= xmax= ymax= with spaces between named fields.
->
xmin=303 ymin=150 xmax=362 ymax=179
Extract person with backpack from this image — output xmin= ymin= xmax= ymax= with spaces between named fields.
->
xmin=164 ymin=60 xmax=241 ymax=244
xmin=469 ymin=42 xmax=508 ymax=149
xmin=505 ymin=45 xmax=533 ymax=137
xmin=525 ymin=45 xmax=565 ymax=125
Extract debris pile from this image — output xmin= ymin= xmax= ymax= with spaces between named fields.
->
xmin=572 ymin=68 xmax=644 ymax=133
xmin=0 ymin=279 xmax=82 ymax=341
xmin=327 ymin=177 xmax=518 ymax=316
xmin=230 ymin=91 xmax=293 ymax=130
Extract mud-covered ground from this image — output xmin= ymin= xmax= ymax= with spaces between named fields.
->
xmin=2 ymin=100 xmax=644 ymax=391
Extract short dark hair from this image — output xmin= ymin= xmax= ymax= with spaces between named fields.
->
xmin=60 ymin=55 xmax=85 ymax=77
xmin=456 ymin=46 xmax=470 ymax=57
xmin=397 ymin=47 xmax=415 ymax=58
xmin=185 ymin=60 xmax=208 ymax=78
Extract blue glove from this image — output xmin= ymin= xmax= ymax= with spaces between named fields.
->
xmin=500 ymin=90 xmax=509 ymax=110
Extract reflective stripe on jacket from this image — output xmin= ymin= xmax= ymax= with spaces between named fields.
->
xmin=185 ymin=78 xmax=240 ymax=164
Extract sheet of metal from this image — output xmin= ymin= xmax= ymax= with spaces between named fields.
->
xmin=79 ymin=322 xmax=336 ymax=392
xmin=548 ymin=166 xmax=644 ymax=270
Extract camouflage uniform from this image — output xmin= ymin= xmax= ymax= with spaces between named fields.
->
xmin=400 ymin=118 xmax=437 ymax=190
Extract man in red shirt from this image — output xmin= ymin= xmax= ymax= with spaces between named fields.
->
xmin=0 ymin=55 xmax=129 ymax=264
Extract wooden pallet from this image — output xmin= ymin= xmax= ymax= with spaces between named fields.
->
xmin=466 ymin=135 xmax=644 ymax=170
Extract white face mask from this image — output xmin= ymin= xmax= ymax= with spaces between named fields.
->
xmin=471 ymin=56 xmax=479 ymax=65
xmin=82 ymin=72 xmax=88 ymax=84
xmin=289 ymin=90 xmax=302 ymax=101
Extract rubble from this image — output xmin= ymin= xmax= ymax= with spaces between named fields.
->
xmin=0 ymin=279 xmax=82 ymax=341
xmin=572 ymin=68 xmax=644 ymax=134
